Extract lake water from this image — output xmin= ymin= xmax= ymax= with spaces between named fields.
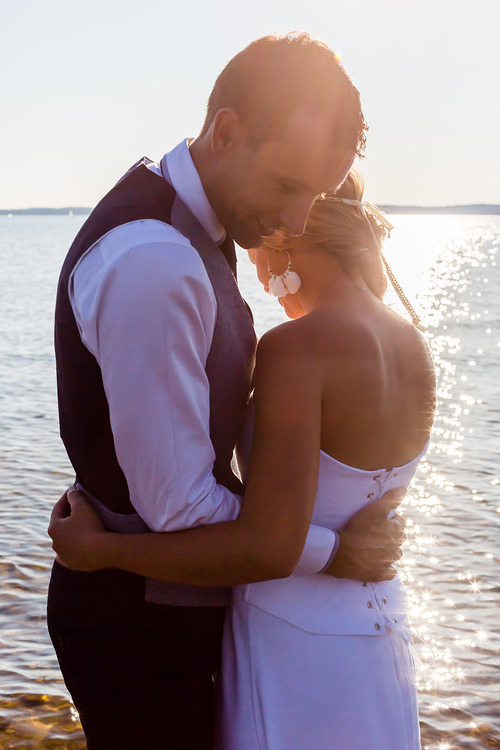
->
xmin=0 ymin=213 xmax=499 ymax=749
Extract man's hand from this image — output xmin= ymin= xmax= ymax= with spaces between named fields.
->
xmin=48 ymin=488 xmax=108 ymax=571
xmin=324 ymin=488 xmax=407 ymax=582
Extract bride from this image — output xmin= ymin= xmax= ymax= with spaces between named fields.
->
xmin=49 ymin=170 xmax=435 ymax=750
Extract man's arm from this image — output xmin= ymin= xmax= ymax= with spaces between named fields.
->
xmin=71 ymin=221 xmax=241 ymax=530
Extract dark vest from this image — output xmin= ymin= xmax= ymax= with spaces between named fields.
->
xmin=55 ymin=159 xmax=256 ymax=605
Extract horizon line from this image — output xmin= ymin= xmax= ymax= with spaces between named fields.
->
xmin=1 ymin=204 xmax=500 ymax=216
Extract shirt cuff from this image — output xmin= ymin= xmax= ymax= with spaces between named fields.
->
xmin=293 ymin=526 xmax=339 ymax=575
xmin=319 ymin=530 xmax=340 ymax=573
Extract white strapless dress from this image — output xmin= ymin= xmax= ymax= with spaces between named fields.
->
xmin=215 ymin=444 xmax=428 ymax=750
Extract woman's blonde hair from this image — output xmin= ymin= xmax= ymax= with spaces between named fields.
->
xmin=264 ymin=170 xmax=389 ymax=299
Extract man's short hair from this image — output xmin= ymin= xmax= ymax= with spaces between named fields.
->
xmin=201 ymin=32 xmax=367 ymax=157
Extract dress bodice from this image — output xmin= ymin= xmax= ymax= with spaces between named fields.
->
xmin=235 ymin=442 xmax=429 ymax=636
xmin=311 ymin=442 xmax=429 ymax=531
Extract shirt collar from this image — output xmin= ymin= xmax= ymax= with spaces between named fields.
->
xmin=160 ymin=139 xmax=225 ymax=245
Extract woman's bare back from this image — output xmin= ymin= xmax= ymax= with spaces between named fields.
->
xmin=288 ymin=289 xmax=435 ymax=470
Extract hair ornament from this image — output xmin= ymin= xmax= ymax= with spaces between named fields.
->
xmin=331 ymin=197 xmax=426 ymax=332
xmin=267 ymin=250 xmax=302 ymax=298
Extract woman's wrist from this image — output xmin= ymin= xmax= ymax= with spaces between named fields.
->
xmin=93 ymin=530 xmax=117 ymax=570
xmin=103 ymin=532 xmax=132 ymax=572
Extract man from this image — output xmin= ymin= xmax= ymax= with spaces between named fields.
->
xmin=48 ymin=32 xmax=405 ymax=749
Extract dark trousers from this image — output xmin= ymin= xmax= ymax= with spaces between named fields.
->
xmin=47 ymin=561 xmax=225 ymax=749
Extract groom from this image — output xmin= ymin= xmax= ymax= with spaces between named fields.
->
xmin=48 ymin=32 xmax=405 ymax=749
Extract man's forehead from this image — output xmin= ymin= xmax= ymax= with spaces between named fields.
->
xmin=268 ymin=143 xmax=354 ymax=195
xmin=263 ymin=107 xmax=355 ymax=192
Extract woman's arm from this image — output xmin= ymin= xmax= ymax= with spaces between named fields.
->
xmin=50 ymin=325 xmax=324 ymax=586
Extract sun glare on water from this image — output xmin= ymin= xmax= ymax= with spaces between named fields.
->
xmin=382 ymin=215 xmax=500 ymax=747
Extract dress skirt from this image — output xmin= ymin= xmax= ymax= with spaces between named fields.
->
xmin=215 ymin=447 xmax=428 ymax=750
xmin=216 ymin=593 xmax=421 ymax=750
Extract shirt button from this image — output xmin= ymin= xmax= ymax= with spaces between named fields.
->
xmin=367 ymin=601 xmax=373 ymax=608
xmin=393 ymin=618 xmax=398 ymax=623
xmin=362 ymin=582 xmax=367 ymax=587
xmin=382 ymin=598 xmax=387 ymax=604
xmin=374 ymin=623 xmax=381 ymax=631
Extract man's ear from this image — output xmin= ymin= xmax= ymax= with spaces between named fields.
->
xmin=210 ymin=108 xmax=242 ymax=158
xmin=247 ymin=248 xmax=257 ymax=264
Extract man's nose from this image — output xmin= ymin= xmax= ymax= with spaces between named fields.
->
xmin=279 ymin=196 xmax=315 ymax=237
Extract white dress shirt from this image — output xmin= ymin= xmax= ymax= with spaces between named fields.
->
xmin=69 ymin=140 xmax=337 ymax=572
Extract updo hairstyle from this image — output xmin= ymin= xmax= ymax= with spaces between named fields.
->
xmin=264 ymin=170 xmax=389 ymax=300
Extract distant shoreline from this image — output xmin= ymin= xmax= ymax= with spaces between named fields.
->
xmin=1 ymin=205 xmax=499 ymax=216
xmin=0 ymin=208 xmax=92 ymax=216
xmin=382 ymin=205 xmax=500 ymax=215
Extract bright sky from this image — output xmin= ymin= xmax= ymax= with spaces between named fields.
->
xmin=3 ymin=0 xmax=499 ymax=208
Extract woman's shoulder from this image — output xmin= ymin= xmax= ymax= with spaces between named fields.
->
xmin=257 ymin=314 xmax=331 ymax=363
xmin=257 ymin=300 xmax=433 ymax=373
xmin=254 ymin=318 xmax=331 ymax=395
xmin=257 ymin=306 xmax=373 ymax=364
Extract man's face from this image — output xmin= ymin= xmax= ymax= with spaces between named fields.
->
xmin=211 ymin=108 xmax=355 ymax=249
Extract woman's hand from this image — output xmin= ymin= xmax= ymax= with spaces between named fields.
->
xmin=48 ymin=488 xmax=110 ymax=571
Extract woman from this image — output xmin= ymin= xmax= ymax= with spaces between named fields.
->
xmin=50 ymin=170 xmax=435 ymax=749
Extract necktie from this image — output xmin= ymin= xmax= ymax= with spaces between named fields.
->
xmin=219 ymin=234 xmax=237 ymax=279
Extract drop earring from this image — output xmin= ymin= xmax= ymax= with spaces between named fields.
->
xmin=267 ymin=251 xmax=302 ymax=298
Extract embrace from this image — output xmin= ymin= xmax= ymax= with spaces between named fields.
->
xmin=48 ymin=32 xmax=435 ymax=750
